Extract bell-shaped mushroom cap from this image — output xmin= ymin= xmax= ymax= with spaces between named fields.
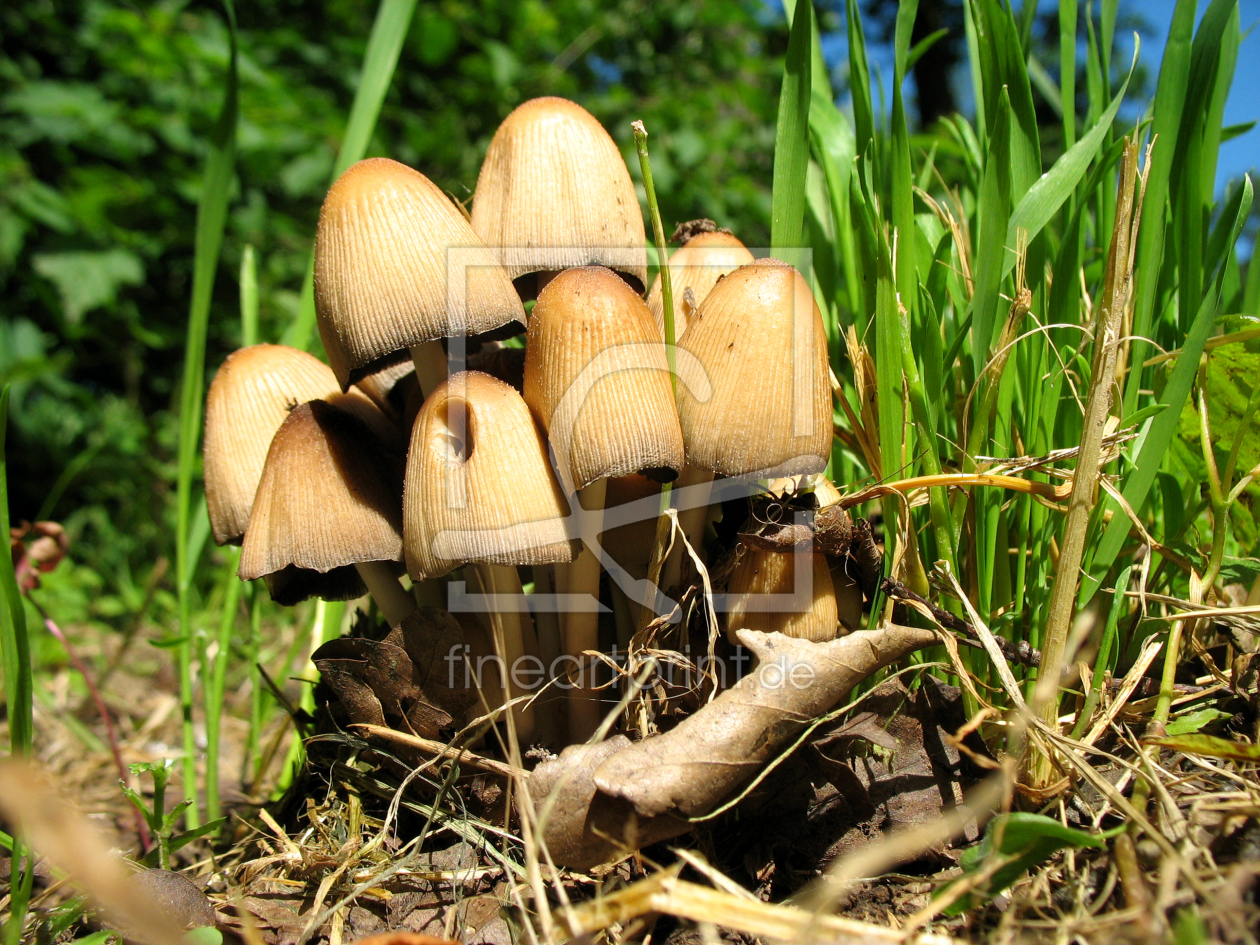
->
xmin=404 ymin=371 xmax=576 ymax=580
xmin=677 ymin=257 xmax=831 ymax=478
xmin=314 ymin=157 xmax=526 ymax=388
xmin=523 ymin=266 xmax=684 ymax=493
xmin=470 ymin=97 xmax=647 ymax=291
xmin=239 ymin=399 xmax=404 ymax=604
xmin=725 ymin=547 xmax=839 ymax=644
xmin=204 ymin=344 xmax=344 ymax=546
xmin=646 ymin=229 xmax=754 ymax=339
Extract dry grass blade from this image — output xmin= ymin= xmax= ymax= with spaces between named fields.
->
xmin=562 ymin=870 xmax=964 ymax=944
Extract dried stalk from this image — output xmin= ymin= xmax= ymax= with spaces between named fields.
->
xmin=1030 ymin=135 xmax=1152 ymax=788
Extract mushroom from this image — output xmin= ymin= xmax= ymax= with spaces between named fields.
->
xmin=314 ymin=157 xmax=525 ymax=394
xmin=664 ymin=258 xmax=832 ymax=594
xmin=523 ymin=266 xmax=684 ymax=741
xmin=404 ymin=371 xmax=576 ymax=743
xmin=470 ymin=97 xmax=647 ymax=299
xmin=238 ymin=399 xmax=415 ymax=627
xmin=204 ymin=343 xmax=384 ymax=547
xmin=645 ymin=223 xmax=754 ymax=339
xmin=724 ymin=547 xmax=840 ymax=643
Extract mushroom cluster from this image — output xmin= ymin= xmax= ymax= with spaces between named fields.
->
xmin=203 ymin=96 xmax=852 ymax=753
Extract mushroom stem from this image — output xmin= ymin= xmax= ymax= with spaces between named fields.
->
xmin=660 ymin=465 xmax=715 ymax=595
xmin=353 ymin=560 xmax=417 ymax=629
xmin=408 ymin=341 xmax=447 ymax=398
xmin=565 ymin=478 xmax=608 ymax=743
xmin=471 ymin=562 xmax=537 ymax=744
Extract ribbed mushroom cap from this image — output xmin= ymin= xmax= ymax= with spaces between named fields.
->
xmin=239 ymin=399 xmax=404 ymax=604
xmin=725 ymin=547 xmax=839 ymax=644
xmin=646 ymin=230 xmax=754 ymax=339
xmin=523 ymin=266 xmax=684 ymax=493
xmin=204 ymin=344 xmax=344 ymax=546
xmin=404 ymin=371 xmax=576 ymax=580
xmin=470 ymin=97 xmax=647 ymax=291
xmin=677 ymin=257 xmax=831 ymax=478
xmin=314 ymin=157 xmax=526 ymax=388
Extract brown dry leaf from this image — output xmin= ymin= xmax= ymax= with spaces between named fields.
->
xmin=529 ymin=735 xmax=690 ymax=870
xmin=529 ymin=624 xmax=937 ymax=869
xmin=593 ymin=625 xmax=937 ymax=820
xmin=313 ymin=607 xmax=475 ymax=739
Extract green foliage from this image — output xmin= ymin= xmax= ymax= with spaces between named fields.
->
xmin=119 ymin=759 xmax=227 ymax=870
xmin=942 ymin=813 xmax=1110 ymax=913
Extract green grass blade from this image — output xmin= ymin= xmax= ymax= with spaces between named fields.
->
xmin=1198 ymin=4 xmax=1240 ymax=207
xmin=1243 ymin=244 xmax=1260 ymax=316
xmin=970 ymin=0 xmax=1041 ymax=200
xmin=969 ymin=87 xmax=1012 ymax=377
xmin=771 ymin=0 xmax=814 ymax=252
xmin=174 ymin=0 xmax=237 ymax=827
xmin=890 ymin=0 xmax=918 ymax=308
xmin=846 ymin=0 xmax=875 ymax=176
xmin=1060 ymin=0 xmax=1078 ymax=148
xmin=282 ymin=0 xmax=420 ymax=350
xmin=203 ymin=548 xmax=241 ymax=825
xmin=1083 ymin=175 xmax=1254 ymax=603
xmin=1172 ymin=0 xmax=1240 ymax=333
xmin=239 ymin=244 xmax=259 ymax=347
xmin=1122 ymin=0 xmax=1198 ymax=417
xmin=783 ymin=0 xmax=832 ymax=102
xmin=0 ymin=386 xmax=32 ymax=756
xmin=1003 ymin=46 xmax=1135 ymax=284
xmin=809 ymin=90 xmax=858 ymax=317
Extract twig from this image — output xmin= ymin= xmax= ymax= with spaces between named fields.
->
xmin=881 ymin=577 xmax=1041 ymax=667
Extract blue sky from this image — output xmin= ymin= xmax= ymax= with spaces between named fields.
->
xmin=813 ymin=1 xmax=1259 ymax=199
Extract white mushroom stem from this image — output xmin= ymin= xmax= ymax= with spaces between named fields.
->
xmin=660 ymin=465 xmax=715 ymax=595
xmin=354 ymin=560 xmax=418 ymax=628
xmin=565 ymin=478 xmax=607 ymax=743
xmin=470 ymin=562 xmax=537 ymax=744
xmin=408 ymin=341 xmax=448 ymax=397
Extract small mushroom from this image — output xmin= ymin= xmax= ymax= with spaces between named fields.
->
xmin=314 ymin=157 xmax=525 ymax=393
xmin=645 ymin=224 xmax=754 ymax=339
xmin=664 ymin=258 xmax=833 ymax=593
xmin=523 ymin=266 xmax=684 ymax=741
xmin=725 ymin=547 xmax=841 ymax=643
xmin=239 ymin=399 xmax=414 ymax=626
xmin=470 ymin=97 xmax=648 ymax=299
xmin=404 ymin=371 xmax=577 ymax=743
xmin=203 ymin=344 xmax=344 ymax=546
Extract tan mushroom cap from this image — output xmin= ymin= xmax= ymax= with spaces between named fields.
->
xmin=646 ymin=229 xmax=754 ymax=339
xmin=523 ymin=266 xmax=684 ymax=493
xmin=677 ymin=257 xmax=832 ymax=478
xmin=404 ymin=371 xmax=576 ymax=580
xmin=314 ymin=157 xmax=526 ymax=388
xmin=239 ymin=399 xmax=404 ymax=604
xmin=725 ymin=547 xmax=839 ymax=644
xmin=204 ymin=344 xmax=344 ymax=546
xmin=470 ymin=97 xmax=647 ymax=290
